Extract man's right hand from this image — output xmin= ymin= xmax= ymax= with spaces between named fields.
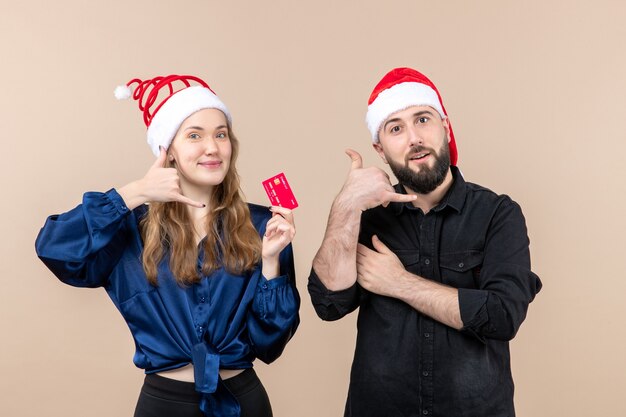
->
xmin=338 ymin=149 xmax=416 ymax=211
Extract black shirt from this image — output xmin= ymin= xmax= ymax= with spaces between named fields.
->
xmin=308 ymin=166 xmax=542 ymax=417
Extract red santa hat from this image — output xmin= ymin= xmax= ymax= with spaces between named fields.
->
xmin=114 ymin=75 xmax=231 ymax=157
xmin=365 ymin=67 xmax=458 ymax=166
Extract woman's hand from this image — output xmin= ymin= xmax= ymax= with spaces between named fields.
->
xmin=118 ymin=147 xmax=204 ymax=210
xmin=261 ymin=206 xmax=295 ymax=279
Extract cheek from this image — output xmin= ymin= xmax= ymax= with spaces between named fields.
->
xmin=221 ymin=143 xmax=233 ymax=160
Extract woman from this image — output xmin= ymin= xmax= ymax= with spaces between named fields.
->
xmin=35 ymin=75 xmax=300 ymax=417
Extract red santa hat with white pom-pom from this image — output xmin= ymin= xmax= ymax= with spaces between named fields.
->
xmin=115 ymin=75 xmax=231 ymax=157
xmin=365 ymin=67 xmax=458 ymax=166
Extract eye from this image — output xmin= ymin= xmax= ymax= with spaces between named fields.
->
xmin=188 ymin=132 xmax=201 ymax=140
xmin=417 ymin=116 xmax=429 ymax=124
xmin=216 ymin=131 xmax=228 ymax=139
xmin=389 ymin=125 xmax=401 ymax=134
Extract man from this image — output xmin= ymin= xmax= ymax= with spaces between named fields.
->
xmin=308 ymin=67 xmax=542 ymax=417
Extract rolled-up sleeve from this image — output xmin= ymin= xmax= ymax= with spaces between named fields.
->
xmin=247 ymin=243 xmax=300 ymax=363
xmin=307 ymin=268 xmax=361 ymax=321
xmin=35 ymin=189 xmax=133 ymax=288
xmin=459 ymin=198 xmax=542 ymax=342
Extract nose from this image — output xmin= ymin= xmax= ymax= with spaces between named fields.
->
xmin=407 ymin=125 xmax=423 ymax=146
xmin=203 ymin=137 xmax=218 ymax=154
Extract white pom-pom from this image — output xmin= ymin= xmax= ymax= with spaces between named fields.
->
xmin=114 ymin=85 xmax=132 ymax=100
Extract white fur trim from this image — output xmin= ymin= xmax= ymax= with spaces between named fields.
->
xmin=114 ymin=85 xmax=132 ymax=100
xmin=146 ymin=86 xmax=231 ymax=157
xmin=366 ymin=82 xmax=445 ymax=142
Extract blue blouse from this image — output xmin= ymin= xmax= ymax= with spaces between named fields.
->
xmin=35 ymin=189 xmax=300 ymax=417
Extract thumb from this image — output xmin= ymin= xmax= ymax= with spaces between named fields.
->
xmin=371 ymin=235 xmax=392 ymax=254
xmin=345 ymin=148 xmax=363 ymax=171
xmin=151 ymin=146 xmax=168 ymax=169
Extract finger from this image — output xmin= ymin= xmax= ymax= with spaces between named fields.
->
xmin=267 ymin=213 xmax=296 ymax=236
xmin=264 ymin=221 xmax=278 ymax=237
xmin=357 ymin=243 xmax=372 ymax=257
xmin=385 ymin=191 xmax=418 ymax=204
xmin=345 ymin=148 xmax=363 ymax=171
xmin=266 ymin=222 xmax=294 ymax=238
xmin=371 ymin=235 xmax=392 ymax=254
xmin=265 ymin=215 xmax=287 ymax=231
xmin=264 ymin=220 xmax=285 ymax=237
xmin=269 ymin=206 xmax=295 ymax=224
xmin=151 ymin=146 xmax=168 ymax=169
xmin=173 ymin=193 xmax=205 ymax=208
xmin=265 ymin=227 xmax=294 ymax=246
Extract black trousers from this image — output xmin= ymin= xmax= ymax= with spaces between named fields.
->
xmin=134 ymin=368 xmax=273 ymax=417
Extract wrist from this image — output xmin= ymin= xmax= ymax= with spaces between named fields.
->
xmin=333 ymin=192 xmax=363 ymax=215
xmin=261 ymin=256 xmax=280 ymax=279
xmin=117 ymin=180 xmax=147 ymax=210
xmin=394 ymin=270 xmax=419 ymax=301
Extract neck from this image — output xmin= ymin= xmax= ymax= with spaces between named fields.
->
xmin=404 ymin=169 xmax=454 ymax=213
xmin=180 ymin=183 xmax=213 ymax=238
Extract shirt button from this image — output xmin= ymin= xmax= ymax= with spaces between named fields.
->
xmin=262 ymin=284 xmax=268 ymax=290
xmin=198 ymin=326 xmax=203 ymax=332
xmin=422 ymin=371 xmax=429 ymax=376
xmin=423 ymin=411 xmax=429 ymax=415
xmin=424 ymin=259 xmax=430 ymax=265
xmin=424 ymin=333 xmax=430 ymax=338
xmin=458 ymin=262 xmax=464 ymax=268
xmin=199 ymin=296 xmax=206 ymax=303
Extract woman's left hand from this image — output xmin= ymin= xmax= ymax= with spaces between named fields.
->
xmin=262 ymin=206 xmax=296 ymax=258
xmin=261 ymin=206 xmax=295 ymax=279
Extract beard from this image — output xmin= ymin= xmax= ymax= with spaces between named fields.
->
xmin=387 ymin=141 xmax=451 ymax=195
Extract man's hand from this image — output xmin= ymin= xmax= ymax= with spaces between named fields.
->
xmin=357 ymin=235 xmax=463 ymax=329
xmin=356 ymin=235 xmax=409 ymax=298
xmin=312 ymin=149 xmax=415 ymax=292
xmin=337 ymin=149 xmax=416 ymax=211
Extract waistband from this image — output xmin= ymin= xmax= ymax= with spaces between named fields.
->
xmin=144 ymin=368 xmax=258 ymax=402
xmin=144 ymin=373 xmax=201 ymax=403
xmin=222 ymin=368 xmax=260 ymax=396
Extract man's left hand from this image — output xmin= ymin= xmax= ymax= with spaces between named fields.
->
xmin=356 ymin=235 xmax=408 ymax=298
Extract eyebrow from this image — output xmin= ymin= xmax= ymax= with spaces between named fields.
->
xmin=382 ymin=110 xmax=437 ymax=131
xmin=184 ymin=124 xmax=228 ymax=132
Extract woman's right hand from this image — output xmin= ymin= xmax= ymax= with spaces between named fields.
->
xmin=117 ymin=147 xmax=204 ymax=210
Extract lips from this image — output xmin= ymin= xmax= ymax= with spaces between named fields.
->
xmin=198 ymin=160 xmax=222 ymax=168
xmin=409 ymin=152 xmax=430 ymax=160
xmin=407 ymin=151 xmax=433 ymax=165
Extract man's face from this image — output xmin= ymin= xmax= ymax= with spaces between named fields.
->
xmin=374 ymin=105 xmax=451 ymax=195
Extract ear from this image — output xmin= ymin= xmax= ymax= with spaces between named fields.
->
xmin=372 ymin=142 xmax=388 ymax=164
xmin=442 ymin=116 xmax=451 ymax=144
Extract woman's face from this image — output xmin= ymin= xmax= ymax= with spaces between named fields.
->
xmin=168 ymin=108 xmax=232 ymax=194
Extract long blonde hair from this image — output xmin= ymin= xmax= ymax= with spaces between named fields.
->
xmin=140 ymin=128 xmax=262 ymax=285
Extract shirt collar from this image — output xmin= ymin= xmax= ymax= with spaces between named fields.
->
xmin=390 ymin=166 xmax=467 ymax=215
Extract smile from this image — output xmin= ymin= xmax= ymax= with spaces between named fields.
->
xmin=409 ymin=152 xmax=430 ymax=161
xmin=198 ymin=161 xmax=222 ymax=169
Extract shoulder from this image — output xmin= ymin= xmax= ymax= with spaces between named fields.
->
xmin=463 ymin=180 xmax=523 ymax=215
xmin=247 ymin=202 xmax=272 ymax=230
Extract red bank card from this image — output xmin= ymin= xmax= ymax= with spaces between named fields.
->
xmin=262 ymin=172 xmax=299 ymax=209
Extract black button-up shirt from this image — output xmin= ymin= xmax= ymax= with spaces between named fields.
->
xmin=308 ymin=166 xmax=542 ymax=417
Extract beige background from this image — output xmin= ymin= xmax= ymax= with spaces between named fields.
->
xmin=1 ymin=0 xmax=625 ymax=415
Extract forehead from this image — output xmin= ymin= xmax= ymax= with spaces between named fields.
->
xmin=385 ymin=105 xmax=440 ymax=122
xmin=181 ymin=108 xmax=228 ymax=128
